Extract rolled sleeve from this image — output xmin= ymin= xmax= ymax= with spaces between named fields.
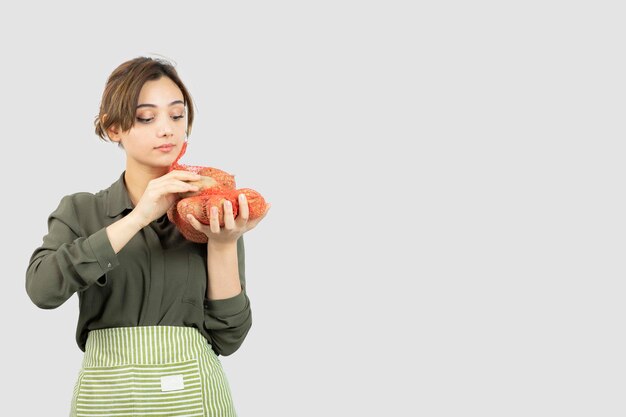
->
xmin=203 ymin=289 xmax=252 ymax=356
xmin=202 ymin=236 xmax=252 ymax=356
xmin=203 ymin=289 xmax=248 ymax=316
xmin=87 ymin=227 xmax=119 ymax=274
xmin=25 ymin=194 xmax=119 ymax=309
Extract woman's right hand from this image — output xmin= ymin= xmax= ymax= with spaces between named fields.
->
xmin=131 ymin=170 xmax=202 ymax=227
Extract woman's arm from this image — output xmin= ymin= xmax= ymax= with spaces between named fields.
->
xmin=25 ymin=194 xmax=142 ymax=309
xmin=203 ymin=236 xmax=252 ymax=356
xmin=106 ymin=212 xmax=145 ymax=254
xmin=206 ymin=240 xmax=242 ymax=300
xmin=187 ymin=196 xmax=269 ymax=356
xmin=26 ymin=171 xmax=205 ymax=309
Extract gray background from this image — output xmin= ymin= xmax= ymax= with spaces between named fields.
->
xmin=3 ymin=1 xmax=624 ymax=415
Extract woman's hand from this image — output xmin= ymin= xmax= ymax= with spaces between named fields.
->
xmin=131 ymin=170 xmax=202 ymax=227
xmin=186 ymin=193 xmax=271 ymax=245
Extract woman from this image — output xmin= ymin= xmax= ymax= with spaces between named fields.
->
xmin=25 ymin=56 xmax=270 ymax=416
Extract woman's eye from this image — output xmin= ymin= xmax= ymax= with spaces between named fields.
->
xmin=136 ymin=115 xmax=184 ymax=123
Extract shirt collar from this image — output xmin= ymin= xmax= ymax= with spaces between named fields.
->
xmin=106 ymin=171 xmax=135 ymax=217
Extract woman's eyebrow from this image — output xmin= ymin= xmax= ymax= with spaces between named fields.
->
xmin=136 ymin=100 xmax=184 ymax=109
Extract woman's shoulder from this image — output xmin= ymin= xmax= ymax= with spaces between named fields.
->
xmin=53 ymin=177 xmax=122 ymax=219
xmin=51 ymin=192 xmax=104 ymax=223
xmin=49 ymin=182 xmax=121 ymax=236
xmin=57 ymin=189 xmax=105 ymax=208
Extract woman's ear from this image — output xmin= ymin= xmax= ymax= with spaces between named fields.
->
xmin=101 ymin=114 xmax=120 ymax=143
xmin=107 ymin=125 xmax=122 ymax=143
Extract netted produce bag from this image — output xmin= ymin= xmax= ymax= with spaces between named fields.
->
xmin=167 ymin=140 xmax=267 ymax=243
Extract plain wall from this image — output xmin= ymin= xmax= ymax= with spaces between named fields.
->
xmin=4 ymin=1 xmax=624 ymax=415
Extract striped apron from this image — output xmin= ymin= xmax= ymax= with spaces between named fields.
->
xmin=69 ymin=326 xmax=237 ymax=417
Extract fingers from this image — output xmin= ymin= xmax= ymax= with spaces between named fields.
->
xmin=206 ymin=199 xmax=236 ymax=233
xmin=237 ymin=193 xmax=249 ymax=222
xmin=159 ymin=182 xmax=199 ymax=195
xmin=186 ymin=213 xmax=200 ymax=229
xmin=168 ymin=170 xmax=202 ymax=181
xmin=148 ymin=173 xmax=200 ymax=196
xmin=222 ymin=200 xmax=236 ymax=230
xmin=156 ymin=171 xmax=202 ymax=190
xmin=209 ymin=206 xmax=221 ymax=233
xmin=188 ymin=199 xmax=270 ymax=242
xmin=242 ymin=203 xmax=271 ymax=232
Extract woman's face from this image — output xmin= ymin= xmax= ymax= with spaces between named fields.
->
xmin=110 ymin=76 xmax=187 ymax=170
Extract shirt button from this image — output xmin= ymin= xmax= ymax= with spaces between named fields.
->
xmin=107 ymin=262 xmax=111 ymax=268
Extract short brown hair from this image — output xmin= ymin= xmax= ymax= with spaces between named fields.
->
xmin=94 ymin=56 xmax=195 ymax=145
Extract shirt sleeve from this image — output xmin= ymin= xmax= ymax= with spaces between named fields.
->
xmin=25 ymin=194 xmax=119 ymax=309
xmin=202 ymin=236 xmax=253 ymax=356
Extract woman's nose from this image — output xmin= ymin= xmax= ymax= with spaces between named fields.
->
xmin=158 ymin=120 xmax=174 ymax=137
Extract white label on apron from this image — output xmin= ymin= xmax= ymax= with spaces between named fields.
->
xmin=161 ymin=374 xmax=185 ymax=392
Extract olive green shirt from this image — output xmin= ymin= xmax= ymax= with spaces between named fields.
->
xmin=25 ymin=171 xmax=251 ymax=356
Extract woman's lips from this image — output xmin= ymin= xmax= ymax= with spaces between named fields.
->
xmin=156 ymin=144 xmax=175 ymax=152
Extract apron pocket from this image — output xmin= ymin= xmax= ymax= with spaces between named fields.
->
xmin=75 ymin=359 xmax=205 ymax=417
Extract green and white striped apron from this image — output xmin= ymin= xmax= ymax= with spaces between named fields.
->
xmin=70 ymin=326 xmax=237 ymax=417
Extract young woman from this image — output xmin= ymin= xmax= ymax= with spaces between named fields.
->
xmin=25 ymin=56 xmax=270 ymax=417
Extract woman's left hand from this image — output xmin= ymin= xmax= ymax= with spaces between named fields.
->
xmin=186 ymin=194 xmax=271 ymax=245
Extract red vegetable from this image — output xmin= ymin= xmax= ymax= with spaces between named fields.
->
xmin=166 ymin=141 xmax=267 ymax=243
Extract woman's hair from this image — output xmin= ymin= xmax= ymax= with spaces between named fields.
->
xmin=94 ymin=56 xmax=195 ymax=147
